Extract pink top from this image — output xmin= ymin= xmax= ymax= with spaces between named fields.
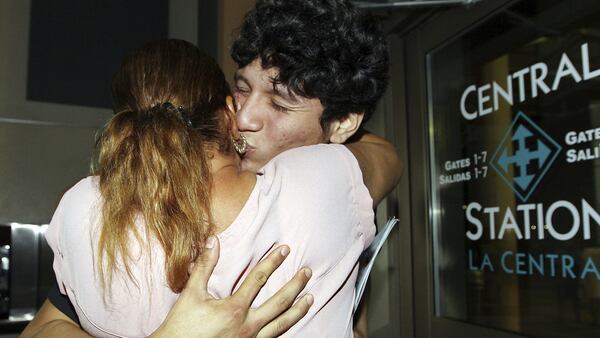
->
xmin=46 ymin=144 xmax=375 ymax=337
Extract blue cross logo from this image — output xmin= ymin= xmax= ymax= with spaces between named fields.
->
xmin=490 ymin=112 xmax=561 ymax=202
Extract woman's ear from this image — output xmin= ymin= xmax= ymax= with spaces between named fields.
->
xmin=327 ymin=112 xmax=364 ymax=144
xmin=224 ymin=96 xmax=238 ymax=133
xmin=226 ymin=95 xmax=236 ymax=114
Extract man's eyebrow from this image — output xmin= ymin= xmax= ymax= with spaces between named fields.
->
xmin=272 ymin=84 xmax=300 ymax=103
xmin=233 ymin=72 xmax=247 ymax=84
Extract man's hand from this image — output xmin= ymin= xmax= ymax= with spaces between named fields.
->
xmin=22 ymin=237 xmax=312 ymax=338
xmin=20 ymin=300 xmax=91 ymax=338
xmin=152 ymin=236 xmax=313 ymax=338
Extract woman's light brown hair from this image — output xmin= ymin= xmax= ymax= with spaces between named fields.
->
xmin=94 ymin=39 xmax=232 ymax=293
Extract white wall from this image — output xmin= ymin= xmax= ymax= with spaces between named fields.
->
xmin=0 ymin=0 xmax=111 ymax=224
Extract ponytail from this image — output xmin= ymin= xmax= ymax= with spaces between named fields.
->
xmin=95 ymin=103 xmax=214 ymax=293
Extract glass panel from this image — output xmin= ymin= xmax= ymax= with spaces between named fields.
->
xmin=364 ymin=85 xmax=402 ymax=337
xmin=428 ymin=1 xmax=600 ymax=337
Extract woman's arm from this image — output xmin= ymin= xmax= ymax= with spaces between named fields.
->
xmin=345 ymin=131 xmax=403 ymax=207
xmin=353 ymin=299 xmax=368 ymax=338
xmin=346 ymin=131 xmax=402 ymax=338
xmin=20 ymin=300 xmax=89 ymax=338
xmin=21 ymin=240 xmax=312 ymax=338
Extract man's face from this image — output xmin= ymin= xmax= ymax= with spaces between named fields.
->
xmin=233 ymin=59 xmax=328 ymax=172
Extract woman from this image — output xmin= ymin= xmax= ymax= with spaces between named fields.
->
xmin=45 ymin=39 xmax=392 ymax=337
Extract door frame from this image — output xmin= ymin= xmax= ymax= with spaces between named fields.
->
xmin=388 ymin=0 xmax=534 ymax=337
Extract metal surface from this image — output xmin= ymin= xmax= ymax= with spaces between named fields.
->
xmin=8 ymin=223 xmax=43 ymax=321
xmin=354 ymin=0 xmax=482 ymax=10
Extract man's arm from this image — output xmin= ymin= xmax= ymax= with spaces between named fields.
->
xmin=21 ymin=238 xmax=312 ymax=338
xmin=346 ymin=130 xmax=403 ymax=206
xmin=20 ymin=300 xmax=88 ymax=338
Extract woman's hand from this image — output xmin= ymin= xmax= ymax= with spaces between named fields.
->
xmin=151 ymin=236 xmax=313 ymax=338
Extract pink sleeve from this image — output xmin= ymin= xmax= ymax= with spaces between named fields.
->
xmin=266 ymin=143 xmax=376 ymax=256
xmin=45 ymin=194 xmax=68 ymax=295
xmin=331 ymin=144 xmax=377 ymax=249
xmin=262 ymin=144 xmax=376 ymax=335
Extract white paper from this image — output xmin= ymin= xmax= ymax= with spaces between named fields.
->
xmin=353 ymin=217 xmax=399 ymax=313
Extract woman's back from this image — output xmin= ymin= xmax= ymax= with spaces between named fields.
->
xmin=47 ymin=144 xmax=375 ymax=337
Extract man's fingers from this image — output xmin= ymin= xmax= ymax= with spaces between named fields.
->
xmin=185 ymin=236 xmax=219 ymax=299
xmin=255 ymin=294 xmax=314 ymax=338
xmin=251 ymin=266 xmax=312 ymax=330
xmin=233 ymin=245 xmax=290 ymax=307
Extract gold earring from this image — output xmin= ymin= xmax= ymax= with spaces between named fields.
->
xmin=232 ymin=134 xmax=247 ymax=155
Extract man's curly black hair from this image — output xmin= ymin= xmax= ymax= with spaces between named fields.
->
xmin=231 ymin=0 xmax=389 ymax=127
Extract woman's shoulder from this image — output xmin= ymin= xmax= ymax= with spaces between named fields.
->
xmin=58 ymin=176 xmax=101 ymax=210
xmin=270 ymin=143 xmax=349 ymax=162
xmin=64 ymin=175 xmax=99 ymax=194
xmin=259 ymin=143 xmax=372 ymax=222
xmin=261 ymin=144 xmax=358 ymax=177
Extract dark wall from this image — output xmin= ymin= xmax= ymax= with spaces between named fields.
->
xmin=27 ymin=0 xmax=169 ymax=109
xmin=198 ymin=0 xmax=219 ymax=60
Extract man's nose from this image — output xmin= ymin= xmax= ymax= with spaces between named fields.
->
xmin=236 ymin=96 xmax=263 ymax=132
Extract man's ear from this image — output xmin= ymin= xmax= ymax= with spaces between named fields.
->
xmin=327 ymin=112 xmax=364 ymax=144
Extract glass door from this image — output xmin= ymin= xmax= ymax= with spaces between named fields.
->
xmin=402 ymin=0 xmax=600 ymax=337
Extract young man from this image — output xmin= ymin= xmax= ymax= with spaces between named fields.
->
xmin=22 ymin=0 xmax=399 ymax=336
xmin=230 ymin=2 xmax=396 ymax=336
xmin=231 ymin=0 xmax=390 ymax=177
